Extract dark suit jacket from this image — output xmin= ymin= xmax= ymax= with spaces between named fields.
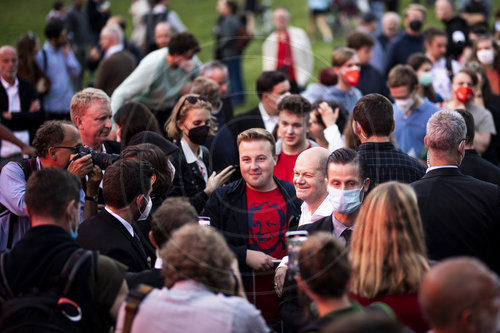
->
xmin=411 ymin=167 xmax=500 ymax=274
xmin=77 ymin=210 xmax=151 ymax=272
xmin=95 ymin=50 xmax=136 ymax=97
xmin=0 ymin=76 xmax=44 ymax=140
xmin=460 ymin=149 xmax=500 ymax=187
xmin=169 ymin=142 xmax=210 ymax=213
xmin=229 ymin=106 xmax=265 ymax=139
xmin=280 ymin=215 xmax=334 ymax=333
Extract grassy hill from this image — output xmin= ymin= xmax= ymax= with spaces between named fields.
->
xmin=0 ymin=0 xmax=436 ymax=114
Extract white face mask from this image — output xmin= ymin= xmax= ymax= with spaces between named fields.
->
xmin=328 ymin=185 xmax=364 ymax=215
xmin=137 ymin=195 xmax=152 ymax=221
xmin=395 ymin=97 xmax=415 ymax=114
xmin=477 ymin=49 xmax=495 ymax=66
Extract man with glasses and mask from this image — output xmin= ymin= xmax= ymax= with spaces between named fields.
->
xmin=387 ymin=65 xmax=439 ymax=159
xmin=111 ymin=32 xmax=201 ymax=128
xmin=77 ymin=159 xmax=155 ymax=272
xmin=0 ymin=120 xmax=97 ymax=251
xmin=411 ymin=109 xmax=500 ymax=275
xmin=280 ymin=148 xmax=370 ymax=333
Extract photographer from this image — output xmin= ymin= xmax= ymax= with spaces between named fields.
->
xmin=0 ymin=120 xmax=99 ymax=251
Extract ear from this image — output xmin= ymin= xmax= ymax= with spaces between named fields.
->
xmin=151 ymin=173 xmax=157 ymax=186
xmin=424 ymin=136 xmax=429 ymax=149
xmin=149 ymin=231 xmax=158 ymax=249
xmin=64 ymin=199 xmax=76 ymax=230
xmin=363 ymin=178 xmax=370 ymax=193
xmin=390 ymin=120 xmax=395 ymax=133
xmin=48 ymin=146 xmax=57 ymax=160
xmin=25 ymin=204 xmax=31 ymax=221
xmin=74 ymin=115 xmax=83 ymax=130
xmin=273 ymin=154 xmax=278 ymax=165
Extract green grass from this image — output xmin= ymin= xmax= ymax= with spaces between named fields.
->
xmin=0 ymin=0 xmax=441 ymax=115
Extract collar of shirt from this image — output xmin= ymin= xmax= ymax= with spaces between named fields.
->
xmin=258 ymin=102 xmax=278 ymax=133
xmin=0 ymin=76 xmax=18 ymax=90
xmin=180 ymin=137 xmax=203 ymax=164
xmin=426 ymin=165 xmax=458 ymax=173
xmin=299 ymin=194 xmax=333 ymax=226
xmin=154 ymin=257 xmax=163 ymax=269
xmin=104 ymin=44 xmax=124 ymax=59
xmin=331 ymin=214 xmax=352 ymax=246
xmin=104 ymin=206 xmax=134 ymax=237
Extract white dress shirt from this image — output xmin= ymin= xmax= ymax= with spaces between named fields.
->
xmin=181 ymin=137 xmax=208 ymax=184
xmin=105 ymin=206 xmax=134 ymax=237
xmin=258 ymin=102 xmax=278 ymax=133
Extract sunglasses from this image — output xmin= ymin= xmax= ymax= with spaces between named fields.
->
xmin=178 ymin=95 xmax=208 ymax=111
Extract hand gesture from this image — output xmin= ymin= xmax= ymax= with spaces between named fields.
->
xmin=21 ymin=145 xmax=36 ymax=157
xmin=67 ymin=154 xmax=93 ymax=179
xmin=318 ymin=102 xmax=339 ymax=128
xmin=29 ymin=100 xmax=41 ymax=112
xmin=204 ymin=165 xmax=236 ymax=196
xmin=246 ymin=250 xmax=275 ymax=272
xmin=86 ymin=165 xmax=103 ymax=194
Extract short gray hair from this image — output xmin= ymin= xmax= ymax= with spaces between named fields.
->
xmin=200 ymin=60 xmax=228 ymax=77
xmin=101 ymin=24 xmax=123 ymax=45
xmin=426 ymin=110 xmax=466 ymax=153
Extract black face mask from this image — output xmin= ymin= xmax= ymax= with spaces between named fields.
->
xmin=409 ymin=20 xmax=423 ymax=32
xmin=187 ymin=125 xmax=209 ymax=145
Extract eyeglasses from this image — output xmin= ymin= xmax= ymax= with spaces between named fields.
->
xmin=178 ymin=95 xmax=208 ymax=112
xmin=53 ymin=145 xmax=83 ymax=154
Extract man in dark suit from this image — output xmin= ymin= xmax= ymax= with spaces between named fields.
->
xmin=77 ymin=159 xmax=155 ymax=272
xmin=125 ymin=197 xmax=198 ymax=289
xmin=229 ymin=70 xmax=290 ymax=139
xmin=456 ymin=108 xmax=500 ymax=187
xmin=94 ymin=25 xmax=136 ymax=97
xmin=70 ymin=87 xmax=121 ymax=154
xmin=352 ymin=93 xmax=426 ymax=192
xmin=280 ymin=148 xmax=370 ymax=333
xmin=411 ymin=110 xmax=500 ymax=275
xmin=0 ymin=45 xmax=44 ymax=164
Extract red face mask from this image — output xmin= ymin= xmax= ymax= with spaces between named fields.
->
xmin=455 ymin=86 xmax=474 ymax=103
xmin=343 ymin=68 xmax=360 ymax=86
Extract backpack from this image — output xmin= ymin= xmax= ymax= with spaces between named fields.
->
xmin=0 ymin=158 xmax=38 ymax=250
xmin=0 ymin=248 xmax=95 ymax=332
xmin=121 ymin=284 xmax=154 ymax=333
xmin=234 ymin=15 xmax=252 ymax=52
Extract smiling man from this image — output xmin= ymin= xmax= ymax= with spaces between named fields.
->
xmin=274 ymin=94 xmax=316 ymax=183
xmin=70 ymin=88 xmax=121 ymax=154
xmin=204 ymin=128 xmax=301 ymax=328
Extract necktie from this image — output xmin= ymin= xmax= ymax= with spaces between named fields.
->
xmin=132 ymin=232 xmax=147 ymax=259
xmin=341 ymin=228 xmax=352 ymax=248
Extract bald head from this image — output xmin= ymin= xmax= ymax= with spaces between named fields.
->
xmin=293 ymin=147 xmax=330 ymax=205
xmin=419 ymin=257 xmax=500 ymax=333
xmin=273 ymin=7 xmax=290 ymax=31
xmin=155 ymin=22 xmax=171 ymax=49
xmin=0 ymin=46 xmax=18 ymax=83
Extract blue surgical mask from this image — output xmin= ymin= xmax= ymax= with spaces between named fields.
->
xmin=328 ymin=185 xmax=364 ymax=214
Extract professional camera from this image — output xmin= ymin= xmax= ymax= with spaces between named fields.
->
xmin=74 ymin=145 xmax=119 ymax=169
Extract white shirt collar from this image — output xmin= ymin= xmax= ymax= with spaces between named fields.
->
xmin=105 ymin=206 xmax=134 ymax=237
xmin=180 ymin=137 xmax=203 ymax=164
xmin=0 ymin=76 xmax=18 ymax=90
xmin=258 ymin=102 xmax=278 ymax=133
xmin=299 ymin=194 xmax=333 ymax=226
xmin=426 ymin=165 xmax=458 ymax=173
xmin=104 ymin=43 xmax=124 ymax=59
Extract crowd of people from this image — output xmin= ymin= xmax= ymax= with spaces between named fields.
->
xmin=0 ymin=0 xmax=500 ymax=332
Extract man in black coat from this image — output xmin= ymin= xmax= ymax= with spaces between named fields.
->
xmin=0 ymin=46 xmax=44 ymax=163
xmin=279 ymin=148 xmax=370 ymax=333
xmin=77 ymin=159 xmax=155 ymax=272
xmin=229 ymin=70 xmax=290 ymax=139
xmin=411 ymin=110 xmax=500 ymax=275
xmin=456 ymin=109 xmax=500 ymax=187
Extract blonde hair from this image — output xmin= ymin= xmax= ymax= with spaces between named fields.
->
xmin=70 ymin=88 xmax=110 ymax=124
xmin=165 ymin=94 xmax=215 ymax=141
xmin=349 ymin=182 xmax=428 ymax=298
xmin=237 ymin=128 xmax=276 ymax=156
